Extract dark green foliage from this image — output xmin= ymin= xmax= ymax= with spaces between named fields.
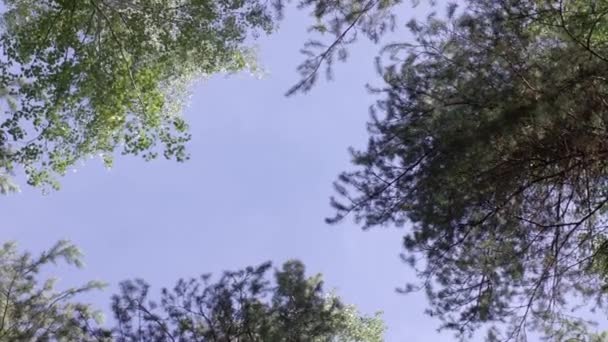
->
xmin=324 ymin=0 xmax=608 ymax=340
xmin=0 ymin=241 xmax=384 ymax=341
xmin=109 ymin=260 xmax=384 ymax=341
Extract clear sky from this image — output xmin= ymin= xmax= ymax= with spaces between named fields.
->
xmin=1 ymin=5 xmax=458 ymax=342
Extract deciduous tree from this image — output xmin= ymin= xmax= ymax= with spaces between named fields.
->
xmin=0 ymin=0 xmax=275 ymax=190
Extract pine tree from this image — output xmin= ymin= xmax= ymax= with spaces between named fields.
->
xmin=0 ymin=240 xmax=107 ymax=341
xmin=311 ymin=0 xmax=608 ymax=339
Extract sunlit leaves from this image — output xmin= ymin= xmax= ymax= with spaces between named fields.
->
xmin=0 ymin=240 xmax=107 ymax=341
xmin=0 ymin=0 xmax=275 ymax=190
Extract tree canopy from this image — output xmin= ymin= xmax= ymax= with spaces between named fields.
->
xmin=0 ymin=0 xmax=408 ymax=191
xmin=0 ymin=241 xmax=384 ymax=341
xmin=108 ymin=260 xmax=384 ymax=341
xmin=0 ymin=240 xmax=107 ymax=341
xmin=0 ymin=0 xmax=275 ymax=190
xmin=315 ymin=0 xmax=608 ymax=340
xmin=9 ymin=0 xmax=608 ymax=340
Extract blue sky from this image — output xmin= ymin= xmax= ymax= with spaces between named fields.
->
xmin=1 ymin=5 xmax=457 ymax=341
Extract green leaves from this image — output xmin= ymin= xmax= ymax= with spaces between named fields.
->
xmin=0 ymin=0 xmax=276 ymax=190
xmin=0 ymin=240 xmax=107 ymax=341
